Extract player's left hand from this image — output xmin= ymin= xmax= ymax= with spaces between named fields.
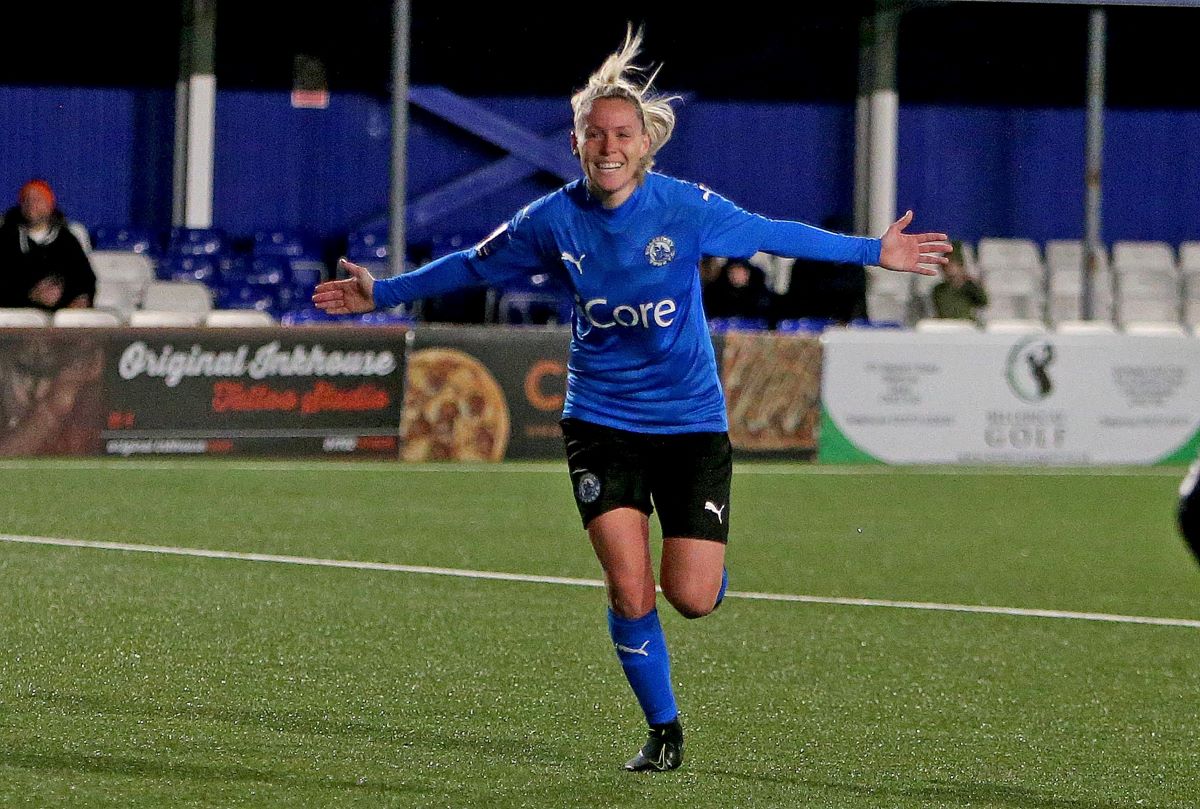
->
xmin=878 ymin=210 xmax=951 ymax=276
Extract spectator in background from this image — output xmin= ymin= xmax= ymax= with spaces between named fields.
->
xmin=702 ymin=258 xmax=772 ymax=321
xmin=772 ymin=215 xmax=867 ymax=325
xmin=0 ymin=179 xmax=95 ymax=310
xmin=931 ymin=241 xmax=987 ymax=322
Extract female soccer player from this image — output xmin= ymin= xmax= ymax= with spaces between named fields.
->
xmin=314 ymin=27 xmax=950 ymax=772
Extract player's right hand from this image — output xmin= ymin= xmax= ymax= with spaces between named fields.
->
xmin=312 ymin=258 xmax=377 ymax=314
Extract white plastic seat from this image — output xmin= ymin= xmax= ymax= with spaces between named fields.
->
xmin=53 ymin=308 xmax=123 ymax=327
xmin=1123 ymin=321 xmax=1189 ymax=337
xmin=1112 ymin=241 xmax=1176 ymax=274
xmin=985 ymin=292 xmax=1041 ymax=321
xmin=90 ymin=250 xmax=155 ymax=285
xmin=915 ymin=318 xmax=977 ymax=333
xmin=978 ymin=237 xmax=1042 ymax=272
xmin=1179 ymin=241 xmax=1200 ymax=272
xmin=141 ymin=281 xmax=213 ymax=313
xmin=1045 ymin=240 xmax=1110 ymax=274
xmin=984 ymin=318 xmax=1047 ymax=334
xmin=1055 ymin=320 xmax=1118 ymax=335
xmin=129 ymin=310 xmax=204 ymax=327
xmin=0 ymin=308 xmax=51 ymax=327
xmin=1118 ymin=296 xmax=1181 ymax=324
xmin=205 ymin=310 xmax=277 ymax=327
xmin=1048 ymin=264 xmax=1115 ymax=324
xmin=866 ymin=291 xmax=908 ymax=324
xmin=866 ymin=266 xmax=912 ymax=297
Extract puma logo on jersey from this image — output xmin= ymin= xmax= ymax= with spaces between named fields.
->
xmin=704 ymin=501 xmax=726 ymax=523
xmin=615 ymin=640 xmax=651 ymax=657
xmin=561 ymin=251 xmax=586 ymax=275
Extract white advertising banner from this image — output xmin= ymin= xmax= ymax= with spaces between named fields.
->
xmin=819 ymin=330 xmax=1200 ymax=465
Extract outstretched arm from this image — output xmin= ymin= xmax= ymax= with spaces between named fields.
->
xmin=878 ymin=210 xmax=951 ymax=276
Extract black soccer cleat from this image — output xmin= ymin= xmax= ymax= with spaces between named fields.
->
xmin=624 ymin=718 xmax=684 ymax=772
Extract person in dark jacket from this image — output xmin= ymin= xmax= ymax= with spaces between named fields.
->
xmin=0 ymin=179 xmax=95 ymax=310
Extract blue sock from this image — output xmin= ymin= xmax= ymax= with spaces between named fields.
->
xmin=607 ymin=608 xmax=677 ymax=725
xmin=714 ymin=566 xmax=729 ymax=609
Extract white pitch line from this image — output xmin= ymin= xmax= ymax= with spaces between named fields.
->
xmin=3 ymin=534 xmax=1198 ymax=630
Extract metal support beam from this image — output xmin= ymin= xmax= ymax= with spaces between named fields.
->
xmin=388 ymin=0 xmax=411 ymax=278
xmin=175 ymin=0 xmax=217 ymax=229
xmin=1083 ymin=8 xmax=1106 ymax=321
xmin=867 ymin=2 xmax=900 ymax=242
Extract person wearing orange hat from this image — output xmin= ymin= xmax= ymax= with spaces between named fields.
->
xmin=0 ymin=179 xmax=95 ymax=310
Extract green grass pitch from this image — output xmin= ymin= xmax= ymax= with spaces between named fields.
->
xmin=0 ymin=460 xmax=1197 ymax=807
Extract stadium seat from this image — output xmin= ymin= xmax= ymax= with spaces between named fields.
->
xmin=978 ymin=237 xmax=1043 ymax=273
xmin=1045 ymin=239 xmax=1110 ymax=275
xmin=252 ymin=229 xmax=321 ymax=260
xmin=52 ymin=309 xmax=122 ymax=327
xmin=1112 ymin=240 xmax=1176 ymax=274
xmin=129 ymin=310 xmax=204 ymax=327
xmin=205 ymin=310 xmax=277 ymax=327
xmin=168 ymin=227 xmax=228 ymax=257
xmin=1054 ymin=320 xmax=1117 ymax=335
xmin=984 ymin=318 xmax=1047 ymax=334
xmin=91 ymin=251 xmax=155 ymax=318
xmin=776 ymin=318 xmax=835 ymax=333
xmin=1047 ymin=264 xmax=1115 ymax=325
xmin=866 ymin=290 xmax=908 ymax=325
xmin=346 ymin=230 xmax=389 ymax=261
xmin=158 ymin=254 xmax=221 ymax=284
xmin=91 ymin=250 xmax=155 ymax=285
xmin=91 ymin=225 xmax=160 ymax=255
xmin=498 ymin=291 xmax=573 ymax=325
xmin=430 ymin=232 xmax=486 ymax=260
xmin=288 ymin=259 xmax=326 ymax=292
xmin=915 ymin=318 xmax=977 ymax=333
xmin=0 ymin=308 xmax=51 ymax=327
xmin=142 ymin=281 xmax=213 ymax=314
xmin=1123 ymin=321 xmax=1189 ymax=337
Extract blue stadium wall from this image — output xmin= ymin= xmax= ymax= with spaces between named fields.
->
xmin=1 ymin=85 xmax=1197 ymax=246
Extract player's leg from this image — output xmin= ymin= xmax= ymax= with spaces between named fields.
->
xmin=661 ymin=537 xmax=727 ymax=619
xmin=1179 ymin=458 xmax=1200 ymax=563
xmin=562 ymin=418 xmax=681 ymax=771
xmin=654 ymin=430 xmax=733 ymax=618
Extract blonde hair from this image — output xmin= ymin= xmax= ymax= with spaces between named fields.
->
xmin=570 ymin=25 xmax=679 ymax=176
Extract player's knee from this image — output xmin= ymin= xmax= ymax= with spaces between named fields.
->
xmin=608 ymin=583 xmax=657 ymax=620
xmin=664 ymin=587 xmax=716 ymax=620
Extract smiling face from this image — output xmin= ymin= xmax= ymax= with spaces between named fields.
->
xmin=572 ymin=96 xmax=651 ymax=209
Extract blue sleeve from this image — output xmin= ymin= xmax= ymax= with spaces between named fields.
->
xmin=698 ymin=189 xmax=881 ymax=265
xmin=373 ymin=204 xmax=555 ymax=309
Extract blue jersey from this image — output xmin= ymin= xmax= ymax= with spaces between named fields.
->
xmin=375 ymin=173 xmax=881 ymax=434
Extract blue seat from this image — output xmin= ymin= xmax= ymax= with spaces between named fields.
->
xmin=851 ymin=318 xmax=905 ymax=330
xmin=346 ymin=230 xmax=389 ymax=261
xmin=430 ymin=231 xmax=485 ymax=260
xmin=288 ymin=259 xmax=326 ymax=293
xmin=252 ymin=229 xmax=321 ymax=260
xmin=215 ymin=282 xmax=277 ymax=312
xmin=717 ymin=316 xmax=769 ymax=332
xmin=91 ymin=225 xmax=161 ymax=255
xmin=158 ymin=255 xmax=221 ymax=284
xmin=777 ymin=318 xmax=835 ymax=334
xmin=169 ymin=227 xmax=227 ymax=257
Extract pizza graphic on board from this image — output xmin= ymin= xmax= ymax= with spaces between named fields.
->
xmin=401 ymin=348 xmax=511 ymax=461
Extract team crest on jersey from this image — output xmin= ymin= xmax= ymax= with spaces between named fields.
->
xmin=644 ymin=236 xmax=676 ymax=267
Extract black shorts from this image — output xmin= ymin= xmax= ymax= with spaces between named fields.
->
xmin=561 ymin=417 xmax=733 ymax=543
